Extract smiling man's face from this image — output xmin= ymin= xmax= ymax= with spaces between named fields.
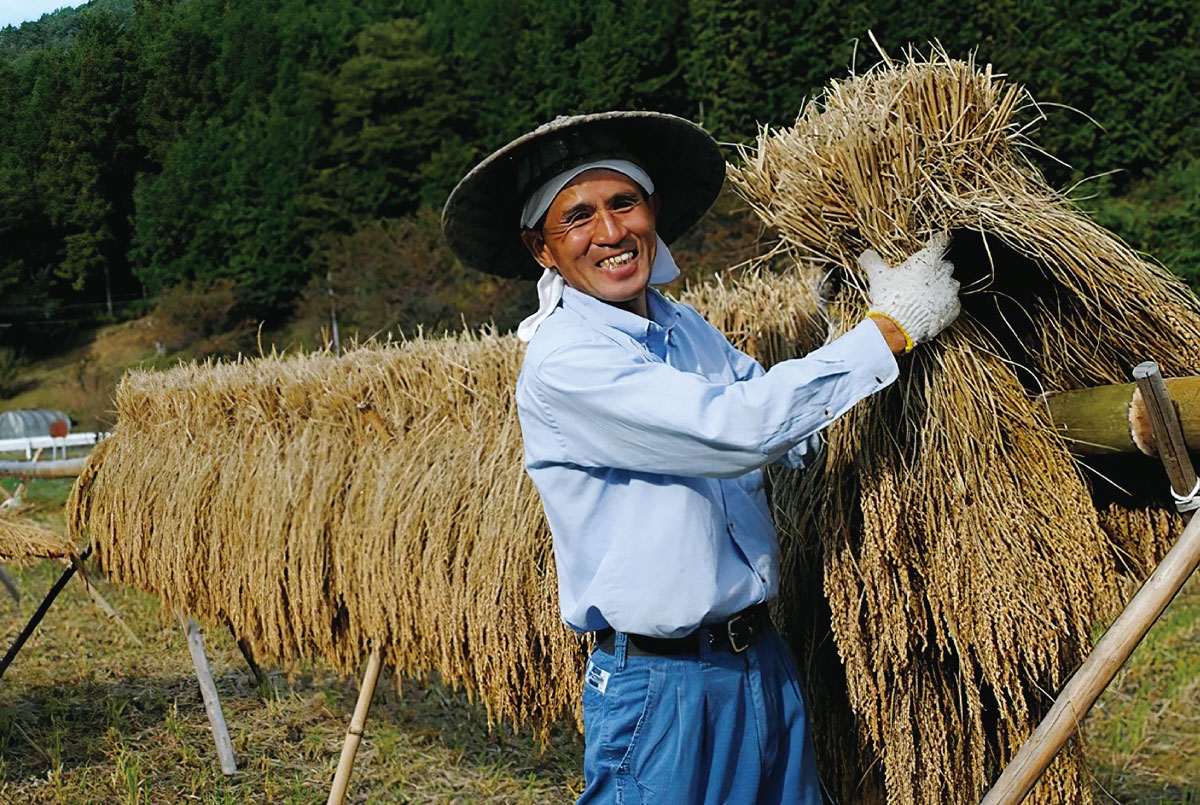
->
xmin=522 ymin=169 xmax=660 ymax=318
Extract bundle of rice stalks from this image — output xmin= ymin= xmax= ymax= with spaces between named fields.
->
xmin=65 ymin=270 xmax=823 ymax=736
xmin=729 ymin=48 xmax=1199 ymax=803
xmin=0 ymin=515 xmax=75 ymax=565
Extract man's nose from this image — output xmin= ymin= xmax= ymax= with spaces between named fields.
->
xmin=594 ymin=209 xmax=625 ymax=243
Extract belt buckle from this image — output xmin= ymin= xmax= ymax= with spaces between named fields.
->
xmin=727 ymin=613 xmax=752 ymax=653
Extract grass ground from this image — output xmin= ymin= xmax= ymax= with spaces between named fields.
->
xmin=0 ymin=477 xmax=1195 ymax=803
xmin=1084 ymin=573 xmax=1199 ymax=804
xmin=0 ymin=479 xmax=583 ymax=803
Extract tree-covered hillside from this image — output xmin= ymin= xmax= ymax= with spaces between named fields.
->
xmin=1 ymin=0 xmax=1197 ymax=355
xmin=0 ymin=0 xmax=131 ymax=61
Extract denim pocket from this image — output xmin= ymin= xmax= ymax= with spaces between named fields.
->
xmin=614 ymin=665 xmax=660 ymax=776
xmin=581 ymin=650 xmax=614 ymax=745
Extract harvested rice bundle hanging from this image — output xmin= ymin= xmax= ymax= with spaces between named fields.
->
xmin=0 ymin=515 xmax=75 ymax=564
xmin=729 ymin=49 xmax=1200 ymax=803
xmin=69 ymin=332 xmax=571 ymax=731
xmin=65 ymin=269 xmax=823 ymax=735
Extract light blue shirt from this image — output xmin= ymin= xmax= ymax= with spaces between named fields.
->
xmin=516 ymin=286 xmax=898 ymax=637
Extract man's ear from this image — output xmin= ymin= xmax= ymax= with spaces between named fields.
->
xmin=521 ymin=229 xmax=554 ymax=269
xmin=648 ymin=192 xmax=661 ymax=217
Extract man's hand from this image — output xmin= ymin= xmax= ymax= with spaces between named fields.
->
xmin=860 ymin=232 xmax=960 ymax=353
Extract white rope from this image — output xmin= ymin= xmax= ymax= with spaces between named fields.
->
xmin=1169 ymin=475 xmax=1200 ymax=513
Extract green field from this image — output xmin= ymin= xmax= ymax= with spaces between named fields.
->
xmin=0 ymin=478 xmax=1195 ymax=803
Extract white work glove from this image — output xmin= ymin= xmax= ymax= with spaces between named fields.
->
xmin=860 ymin=232 xmax=960 ymax=352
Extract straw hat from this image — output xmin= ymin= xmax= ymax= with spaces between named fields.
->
xmin=442 ymin=111 xmax=725 ymax=279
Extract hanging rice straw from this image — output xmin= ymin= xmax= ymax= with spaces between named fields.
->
xmin=65 ymin=270 xmax=823 ymax=737
xmin=729 ymin=46 xmax=1199 ymax=803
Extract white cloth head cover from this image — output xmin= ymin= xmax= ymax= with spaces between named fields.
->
xmin=516 ymin=159 xmax=680 ymax=342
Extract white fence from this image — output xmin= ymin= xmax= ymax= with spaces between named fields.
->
xmin=0 ymin=432 xmax=106 ymax=460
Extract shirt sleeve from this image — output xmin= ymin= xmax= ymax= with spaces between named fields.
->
xmin=522 ymin=319 xmax=898 ymax=478
xmin=720 ymin=336 xmax=767 ymax=383
xmin=717 ymin=333 xmax=824 ymax=470
xmin=778 ymin=432 xmax=823 ymax=470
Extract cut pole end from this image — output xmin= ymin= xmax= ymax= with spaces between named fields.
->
xmin=1132 ymin=361 xmax=1161 ymax=380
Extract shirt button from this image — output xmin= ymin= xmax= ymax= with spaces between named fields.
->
xmin=823 ymin=408 xmax=833 ymax=419
xmin=875 ymin=376 xmax=884 ymax=384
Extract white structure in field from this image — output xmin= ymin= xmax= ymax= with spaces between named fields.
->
xmin=0 ymin=409 xmax=104 ymax=459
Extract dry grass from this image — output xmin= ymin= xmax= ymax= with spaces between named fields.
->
xmin=0 ymin=555 xmax=583 ymax=803
xmin=729 ymin=48 xmax=1200 ymax=803
xmin=1084 ymin=574 xmax=1200 ymax=804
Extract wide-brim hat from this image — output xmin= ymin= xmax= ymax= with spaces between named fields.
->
xmin=442 ymin=111 xmax=725 ymax=279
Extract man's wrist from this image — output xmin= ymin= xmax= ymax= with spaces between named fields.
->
xmin=866 ymin=312 xmax=910 ymax=355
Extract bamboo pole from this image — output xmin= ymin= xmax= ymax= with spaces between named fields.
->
xmin=0 ymin=565 xmax=20 ymax=605
xmin=183 ymin=616 xmax=239 ymax=776
xmin=0 ymin=457 xmax=88 ymax=480
xmin=982 ymin=362 xmax=1200 ymax=803
xmin=1040 ymin=375 xmax=1200 ymax=455
xmin=327 ymin=648 xmax=383 ymax=805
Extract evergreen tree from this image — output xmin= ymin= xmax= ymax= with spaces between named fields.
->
xmin=304 ymin=16 xmax=473 ymax=230
xmin=38 ymin=10 xmax=143 ymax=315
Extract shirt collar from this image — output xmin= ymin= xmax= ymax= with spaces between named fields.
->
xmin=560 ymin=286 xmax=680 ymax=344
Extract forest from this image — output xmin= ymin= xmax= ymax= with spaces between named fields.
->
xmin=0 ymin=0 xmax=1197 ymax=362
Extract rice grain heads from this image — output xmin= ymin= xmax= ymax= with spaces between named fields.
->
xmin=729 ymin=50 xmax=1199 ymax=803
xmin=65 ymin=271 xmax=823 ymax=738
xmin=0 ymin=515 xmax=75 ymax=564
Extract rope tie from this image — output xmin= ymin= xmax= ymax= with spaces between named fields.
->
xmin=1170 ymin=476 xmax=1200 ymax=513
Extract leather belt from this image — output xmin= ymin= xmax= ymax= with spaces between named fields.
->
xmin=594 ymin=602 xmax=771 ymax=657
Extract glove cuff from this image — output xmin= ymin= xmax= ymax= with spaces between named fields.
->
xmin=866 ymin=311 xmax=914 ymax=353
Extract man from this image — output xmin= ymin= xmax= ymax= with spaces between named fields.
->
xmin=442 ymin=112 xmax=959 ymax=803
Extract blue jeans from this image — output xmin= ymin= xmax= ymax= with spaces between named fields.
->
xmin=577 ymin=625 xmax=823 ymax=804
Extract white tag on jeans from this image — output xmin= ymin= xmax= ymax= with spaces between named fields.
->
xmin=584 ymin=660 xmax=610 ymax=695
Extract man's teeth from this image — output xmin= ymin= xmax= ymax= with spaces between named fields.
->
xmin=598 ymin=252 xmax=635 ymax=269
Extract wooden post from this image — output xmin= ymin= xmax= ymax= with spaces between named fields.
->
xmin=327 ymin=648 xmax=383 ymax=805
xmin=183 ymin=616 xmax=239 ymax=776
xmin=982 ymin=362 xmax=1200 ymax=803
xmin=79 ymin=578 xmax=143 ymax=647
xmin=0 ymin=565 xmax=20 ymax=605
xmin=226 ymin=621 xmax=268 ymax=691
xmin=1132 ymin=362 xmax=1198 ymax=496
xmin=71 ymin=553 xmax=143 ymax=647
